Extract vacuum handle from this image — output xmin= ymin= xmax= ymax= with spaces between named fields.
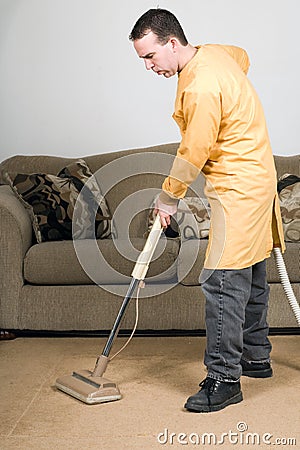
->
xmin=131 ymin=214 xmax=163 ymax=280
xmin=94 ymin=215 xmax=162 ymax=372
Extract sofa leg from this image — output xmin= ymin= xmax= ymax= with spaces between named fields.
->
xmin=0 ymin=330 xmax=16 ymax=340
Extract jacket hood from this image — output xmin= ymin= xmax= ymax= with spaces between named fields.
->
xmin=219 ymin=44 xmax=250 ymax=75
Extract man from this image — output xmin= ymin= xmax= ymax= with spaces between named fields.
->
xmin=129 ymin=9 xmax=285 ymax=412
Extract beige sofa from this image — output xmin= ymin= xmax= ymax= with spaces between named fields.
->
xmin=0 ymin=143 xmax=299 ymax=334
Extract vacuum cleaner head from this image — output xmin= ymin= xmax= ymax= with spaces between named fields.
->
xmin=55 ymin=370 xmax=121 ymax=404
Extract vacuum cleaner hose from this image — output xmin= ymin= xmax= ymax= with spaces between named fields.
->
xmin=273 ymin=247 xmax=300 ymax=326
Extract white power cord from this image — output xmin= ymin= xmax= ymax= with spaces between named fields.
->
xmin=109 ymin=280 xmax=145 ymax=361
xmin=273 ymin=247 xmax=300 ymax=326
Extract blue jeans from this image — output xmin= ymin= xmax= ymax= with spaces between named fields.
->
xmin=200 ymin=260 xmax=272 ymax=382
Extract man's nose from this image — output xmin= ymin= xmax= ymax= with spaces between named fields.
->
xmin=144 ymin=59 xmax=154 ymax=70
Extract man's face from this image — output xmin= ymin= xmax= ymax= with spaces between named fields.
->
xmin=133 ymin=31 xmax=179 ymax=78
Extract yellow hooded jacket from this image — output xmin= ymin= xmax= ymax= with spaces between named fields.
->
xmin=160 ymin=44 xmax=285 ymax=269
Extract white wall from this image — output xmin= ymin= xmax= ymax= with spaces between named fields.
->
xmin=0 ymin=0 xmax=298 ymax=162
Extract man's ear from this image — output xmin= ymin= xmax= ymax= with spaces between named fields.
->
xmin=169 ymin=37 xmax=180 ymax=52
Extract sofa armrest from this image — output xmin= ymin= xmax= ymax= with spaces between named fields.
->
xmin=0 ymin=185 xmax=33 ymax=328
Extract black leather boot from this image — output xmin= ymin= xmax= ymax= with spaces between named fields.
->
xmin=241 ymin=359 xmax=273 ymax=378
xmin=184 ymin=377 xmax=243 ymax=413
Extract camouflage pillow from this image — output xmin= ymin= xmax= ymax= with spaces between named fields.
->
xmin=6 ymin=159 xmax=111 ymax=243
xmin=278 ymin=173 xmax=300 ymax=242
xmin=148 ymin=195 xmax=210 ymax=240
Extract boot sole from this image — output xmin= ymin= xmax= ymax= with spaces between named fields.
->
xmin=184 ymin=391 xmax=243 ymax=413
xmin=242 ymin=369 xmax=273 ymax=378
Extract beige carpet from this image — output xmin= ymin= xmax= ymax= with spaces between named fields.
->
xmin=0 ymin=335 xmax=299 ymax=449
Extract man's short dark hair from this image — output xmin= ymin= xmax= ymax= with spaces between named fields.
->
xmin=129 ymin=8 xmax=188 ymax=46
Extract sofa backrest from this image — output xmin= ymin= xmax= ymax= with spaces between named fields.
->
xmin=0 ymin=143 xmax=182 ymax=237
xmin=274 ymin=155 xmax=300 ymax=179
xmin=0 ymin=147 xmax=299 ymax=238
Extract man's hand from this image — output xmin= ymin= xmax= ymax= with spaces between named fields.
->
xmin=154 ymin=197 xmax=178 ymax=228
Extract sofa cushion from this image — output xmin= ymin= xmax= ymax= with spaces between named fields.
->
xmin=24 ymin=237 xmax=179 ymax=285
xmin=178 ymin=240 xmax=299 ymax=285
xmin=5 ymin=160 xmax=111 ymax=243
xmin=177 ymin=239 xmax=208 ymax=285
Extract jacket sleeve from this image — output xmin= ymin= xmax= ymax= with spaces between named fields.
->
xmin=161 ymin=71 xmax=221 ymax=203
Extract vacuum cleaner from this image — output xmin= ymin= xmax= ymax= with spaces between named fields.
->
xmin=55 ymin=215 xmax=300 ymax=405
xmin=55 ymin=214 xmax=163 ymax=404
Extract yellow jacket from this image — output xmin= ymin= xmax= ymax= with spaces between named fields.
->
xmin=161 ymin=44 xmax=285 ymax=269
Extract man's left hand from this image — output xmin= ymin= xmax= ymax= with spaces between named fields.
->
xmin=154 ymin=197 xmax=178 ymax=228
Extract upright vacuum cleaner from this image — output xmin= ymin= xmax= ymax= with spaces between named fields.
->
xmin=56 ymin=215 xmax=300 ymax=405
xmin=55 ymin=214 xmax=163 ymax=404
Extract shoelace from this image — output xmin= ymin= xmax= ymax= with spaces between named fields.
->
xmin=199 ymin=378 xmax=222 ymax=408
xmin=199 ymin=378 xmax=222 ymax=394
